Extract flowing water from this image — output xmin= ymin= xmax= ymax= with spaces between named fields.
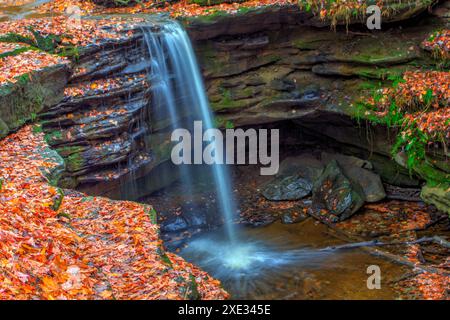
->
xmin=147 ymin=165 xmax=410 ymax=300
xmin=141 ymin=21 xmax=238 ymax=243
xmin=140 ymin=22 xmax=413 ymax=299
xmin=0 ymin=0 xmax=50 ymax=20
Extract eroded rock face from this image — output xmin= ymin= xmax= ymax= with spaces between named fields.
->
xmin=191 ymin=12 xmax=438 ymax=129
xmin=37 ymin=5 xmax=448 ymax=203
xmin=39 ymin=33 xmax=178 ymax=198
xmin=320 ymin=152 xmax=386 ymax=203
xmin=40 ymin=37 xmax=154 ymax=193
xmin=183 ymin=3 xmax=435 ymax=41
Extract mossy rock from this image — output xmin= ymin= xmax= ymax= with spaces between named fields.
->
xmin=414 ymin=161 xmax=450 ymax=186
xmin=39 ymin=145 xmax=66 ymax=186
xmin=0 ymin=65 xmax=70 ymax=140
xmin=421 ymin=183 xmax=450 ymax=215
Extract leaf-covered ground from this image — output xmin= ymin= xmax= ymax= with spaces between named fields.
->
xmin=0 ymin=16 xmax=145 ymax=85
xmin=0 ymin=16 xmax=139 ymax=47
xmin=0 ymin=126 xmax=228 ymax=300
xmin=0 ymin=43 xmax=68 ymax=85
xmin=39 ymin=0 xmax=297 ymax=17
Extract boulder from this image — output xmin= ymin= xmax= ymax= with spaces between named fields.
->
xmin=321 ymin=152 xmax=386 ymax=203
xmin=161 ymin=216 xmax=189 ymax=233
xmin=342 ymin=165 xmax=386 ymax=203
xmin=275 ymin=153 xmax=385 ymax=204
xmin=262 ymin=174 xmax=313 ymax=201
xmin=421 ymin=184 xmax=450 ymax=215
xmin=312 ymin=160 xmax=365 ymax=222
xmin=278 ymin=154 xmax=324 ymax=181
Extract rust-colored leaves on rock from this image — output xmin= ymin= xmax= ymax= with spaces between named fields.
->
xmin=0 ymin=126 xmax=228 ymax=300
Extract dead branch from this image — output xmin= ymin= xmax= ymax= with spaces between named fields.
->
xmin=308 ymin=209 xmax=450 ymax=276
xmin=319 ymin=236 xmax=439 ymax=251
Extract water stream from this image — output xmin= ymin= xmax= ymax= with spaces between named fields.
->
xmin=139 ymin=21 xmax=410 ymax=300
xmin=141 ymin=21 xmax=238 ymax=243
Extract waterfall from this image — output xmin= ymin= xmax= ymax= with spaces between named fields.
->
xmin=142 ymin=21 xmax=237 ymax=243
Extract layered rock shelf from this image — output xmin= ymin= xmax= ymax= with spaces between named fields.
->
xmin=26 ymin=2 xmax=449 ymax=211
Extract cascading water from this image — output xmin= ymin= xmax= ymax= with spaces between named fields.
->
xmin=139 ymin=20 xmax=347 ymax=299
xmin=142 ymin=21 xmax=237 ymax=243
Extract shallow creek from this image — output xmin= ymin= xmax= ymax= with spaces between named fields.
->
xmin=145 ymin=164 xmax=416 ymax=300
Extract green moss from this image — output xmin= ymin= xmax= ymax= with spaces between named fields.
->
xmin=65 ymin=151 xmax=85 ymax=172
xmin=188 ymin=274 xmax=201 ymax=300
xmin=81 ymin=196 xmax=94 ymax=203
xmin=352 ymin=72 xmax=448 ymax=189
xmin=292 ymin=39 xmax=321 ymax=50
xmin=421 ymin=183 xmax=450 ymax=215
xmin=32 ymin=124 xmax=43 ymax=134
xmin=147 ymin=207 xmax=158 ymax=225
xmin=44 ymin=130 xmax=63 ymax=145
xmin=51 ymin=188 xmax=65 ymax=212
xmin=0 ymin=74 xmax=50 ymax=139
xmin=0 ymin=46 xmax=33 ymax=59
xmin=56 ymin=145 xmax=86 ymax=157
xmin=237 ymin=6 xmax=252 ymax=14
xmin=414 ymin=161 xmax=450 ymax=187
xmin=192 ymin=10 xmax=229 ymax=23
xmin=157 ymin=245 xmax=173 ymax=269
xmin=57 ymin=211 xmax=71 ymax=219
xmin=188 ymin=0 xmax=239 ymax=5
xmin=211 ymin=87 xmax=234 ymax=111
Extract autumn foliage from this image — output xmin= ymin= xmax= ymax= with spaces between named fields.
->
xmin=370 ymin=71 xmax=450 ymax=142
xmin=422 ymin=29 xmax=450 ymax=62
xmin=0 ymin=126 xmax=228 ymax=300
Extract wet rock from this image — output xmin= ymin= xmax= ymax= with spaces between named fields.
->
xmin=241 ymin=211 xmax=277 ymax=227
xmin=241 ymin=35 xmax=269 ymax=50
xmin=320 ymin=152 xmax=372 ymax=170
xmin=161 ymin=216 xmax=189 ymax=233
xmin=384 ymin=184 xmax=421 ymax=202
xmin=183 ymin=209 xmax=208 ymax=228
xmin=321 ymin=152 xmax=386 ymax=203
xmin=270 ymin=79 xmax=296 ymax=92
xmin=312 ymin=160 xmax=365 ymax=221
xmin=262 ymin=175 xmax=313 ymax=201
xmin=280 ymin=211 xmax=309 ymax=224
